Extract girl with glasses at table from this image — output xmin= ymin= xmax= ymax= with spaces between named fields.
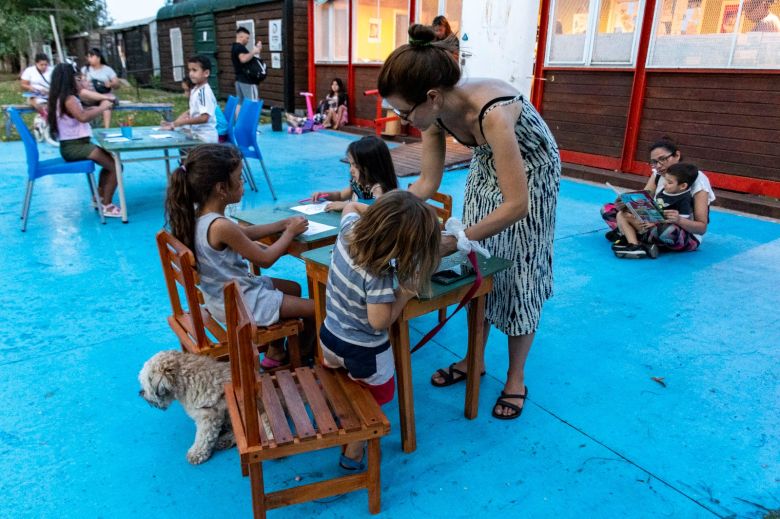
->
xmin=310 ymin=135 xmax=399 ymax=211
xmin=165 ymin=144 xmax=317 ymax=369
xmin=601 ymin=136 xmax=716 ymax=255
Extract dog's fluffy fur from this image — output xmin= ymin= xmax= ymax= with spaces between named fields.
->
xmin=138 ymin=350 xmax=235 ymax=464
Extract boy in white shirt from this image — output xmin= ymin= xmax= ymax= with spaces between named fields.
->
xmin=20 ymin=53 xmax=52 ymax=115
xmin=162 ymin=55 xmax=218 ymax=143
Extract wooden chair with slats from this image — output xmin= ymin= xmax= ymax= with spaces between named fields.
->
xmin=156 ymin=230 xmax=303 ymax=366
xmin=223 ymin=280 xmax=390 ymax=518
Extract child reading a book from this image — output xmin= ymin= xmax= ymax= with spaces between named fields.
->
xmin=165 ymin=144 xmax=316 ymax=368
xmin=162 ymin=55 xmax=218 ymax=143
xmin=310 ymin=136 xmax=398 ymax=210
xmin=319 ymin=190 xmax=440 ymax=470
xmin=614 ymin=163 xmax=699 ymax=259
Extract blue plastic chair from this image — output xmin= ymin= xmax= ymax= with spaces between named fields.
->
xmin=9 ymin=108 xmax=104 ymax=231
xmin=224 ymin=95 xmax=239 ymax=154
xmin=232 ymin=99 xmax=277 ymax=199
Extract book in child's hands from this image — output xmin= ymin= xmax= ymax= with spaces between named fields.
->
xmin=620 ymin=190 xmax=667 ymax=224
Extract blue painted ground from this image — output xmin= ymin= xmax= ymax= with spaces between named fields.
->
xmin=0 ymin=127 xmax=778 ymax=519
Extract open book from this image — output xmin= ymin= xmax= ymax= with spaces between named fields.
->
xmin=620 ymin=191 xmax=667 ymax=224
xmin=607 ymin=182 xmax=666 ymax=224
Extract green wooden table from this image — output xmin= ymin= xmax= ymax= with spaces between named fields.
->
xmin=94 ymin=126 xmax=202 ymax=222
xmin=302 ymin=245 xmax=512 ymax=453
xmin=233 ymin=206 xmax=343 ymax=258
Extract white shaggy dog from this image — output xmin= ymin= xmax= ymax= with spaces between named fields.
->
xmin=138 ymin=350 xmax=235 ymax=464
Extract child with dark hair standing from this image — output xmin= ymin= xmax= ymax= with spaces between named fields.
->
xmin=180 ymin=77 xmax=229 ymax=143
xmin=311 ymin=136 xmax=398 ymax=211
xmin=165 ymin=144 xmax=316 ymax=368
xmin=162 ymin=55 xmax=218 ymax=143
xmin=47 ymin=63 xmax=121 ymax=217
xmin=320 ymin=190 xmax=440 ymax=470
xmin=614 ymin=163 xmax=700 ymax=259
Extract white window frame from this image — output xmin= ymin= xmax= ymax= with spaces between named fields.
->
xmin=645 ymin=0 xmax=777 ymax=70
xmin=169 ymin=27 xmax=183 ymax=82
xmin=236 ymin=19 xmax=256 ymax=48
xmin=315 ymin=1 xmax=348 ymax=64
xmin=545 ymin=0 xmax=645 ymax=67
xmin=416 ymin=0 xmax=449 ymax=20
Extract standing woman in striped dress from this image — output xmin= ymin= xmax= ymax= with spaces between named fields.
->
xmin=378 ymin=24 xmax=561 ymax=420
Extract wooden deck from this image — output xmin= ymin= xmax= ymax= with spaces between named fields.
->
xmin=390 ymin=139 xmax=473 ymax=177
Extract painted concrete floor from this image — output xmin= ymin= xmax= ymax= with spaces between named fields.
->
xmin=0 ymin=128 xmax=778 ymax=519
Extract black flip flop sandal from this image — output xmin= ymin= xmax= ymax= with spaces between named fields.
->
xmin=431 ymin=363 xmax=486 ymax=388
xmin=491 ymin=387 xmax=528 ymax=420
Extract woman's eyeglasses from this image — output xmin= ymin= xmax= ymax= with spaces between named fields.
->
xmin=649 ymin=153 xmax=673 ymax=166
xmin=392 ymin=100 xmax=422 ymax=122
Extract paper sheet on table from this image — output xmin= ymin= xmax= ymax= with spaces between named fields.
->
xmin=104 ymin=132 xmax=123 ymax=138
xmin=291 ymin=202 xmax=328 ymax=215
xmin=149 ymin=133 xmax=174 ymax=139
xmin=301 ymin=220 xmax=335 ymax=237
xmin=105 ymin=137 xmax=130 ymax=143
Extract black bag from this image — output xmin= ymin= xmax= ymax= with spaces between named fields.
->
xmin=91 ymin=79 xmax=111 ymax=94
xmin=270 ymin=107 xmax=283 ymax=132
xmin=243 ymin=56 xmax=267 ymax=84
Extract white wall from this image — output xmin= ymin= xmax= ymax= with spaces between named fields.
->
xmin=459 ymin=0 xmax=541 ymax=97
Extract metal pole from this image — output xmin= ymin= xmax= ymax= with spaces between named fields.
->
xmin=50 ymin=15 xmax=65 ymax=63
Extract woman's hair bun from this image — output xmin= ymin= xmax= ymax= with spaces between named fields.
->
xmin=408 ymin=24 xmax=436 ymax=46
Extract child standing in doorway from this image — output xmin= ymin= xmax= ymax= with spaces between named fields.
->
xmin=163 ymin=55 xmax=218 ymax=143
xmin=319 ymin=190 xmax=441 ymax=470
xmin=311 ymin=136 xmax=398 ymax=211
xmin=165 ymin=144 xmax=316 ymax=367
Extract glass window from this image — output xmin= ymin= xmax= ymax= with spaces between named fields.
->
xmin=548 ymin=0 xmax=593 ymax=63
xmin=354 ymin=0 xmax=410 ymax=64
xmin=732 ymin=0 xmax=780 ymax=67
xmin=592 ymin=0 xmax=641 ymax=63
xmin=170 ymin=28 xmax=183 ymax=82
xmin=315 ymin=0 xmax=349 ymax=63
xmin=648 ymin=0 xmax=780 ymax=68
xmin=417 ymin=0 xmax=462 ymax=35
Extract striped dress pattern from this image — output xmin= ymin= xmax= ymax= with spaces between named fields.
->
xmin=461 ymin=95 xmax=561 ymax=336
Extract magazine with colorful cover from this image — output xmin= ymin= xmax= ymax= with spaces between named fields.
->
xmin=620 ymin=190 xmax=667 ymax=224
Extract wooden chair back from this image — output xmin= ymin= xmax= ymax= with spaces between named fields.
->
xmin=428 ymin=191 xmax=453 ymax=224
xmin=156 ymin=230 xmax=228 ymax=357
xmin=157 ymin=230 xmax=304 ymax=365
xmin=223 ymin=280 xmax=390 ymax=518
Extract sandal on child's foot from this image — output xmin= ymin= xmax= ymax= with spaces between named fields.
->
xmin=260 ymin=355 xmax=284 ymax=370
xmin=102 ymin=203 xmax=122 ymax=218
xmin=339 ymin=444 xmax=367 ymax=472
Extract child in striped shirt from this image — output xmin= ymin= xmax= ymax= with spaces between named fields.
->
xmin=320 ymin=190 xmax=440 ymax=471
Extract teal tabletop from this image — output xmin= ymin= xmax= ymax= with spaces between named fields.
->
xmin=301 ymin=245 xmax=512 ymax=300
xmin=94 ymin=126 xmax=202 ymax=152
xmin=234 ymin=206 xmax=343 ymax=243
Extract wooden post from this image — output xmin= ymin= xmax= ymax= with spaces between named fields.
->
xmin=620 ymin=0 xmax=658 ymax=172
xmin=530 ymin=0 xmax=552 ymax=112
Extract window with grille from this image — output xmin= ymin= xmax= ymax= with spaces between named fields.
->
xmin=648 ymin=0 xmax=780 ymax=68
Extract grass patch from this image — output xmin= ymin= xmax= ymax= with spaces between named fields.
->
xmin=1 ymin=75 xmax=188 ymax=141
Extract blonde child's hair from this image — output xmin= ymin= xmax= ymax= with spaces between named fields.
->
xmin=348 ymin=190 xmax=440 ymax=292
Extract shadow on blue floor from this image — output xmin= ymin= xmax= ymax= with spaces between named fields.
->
xmin=0 ymin=127 xmax=778 ymax=518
